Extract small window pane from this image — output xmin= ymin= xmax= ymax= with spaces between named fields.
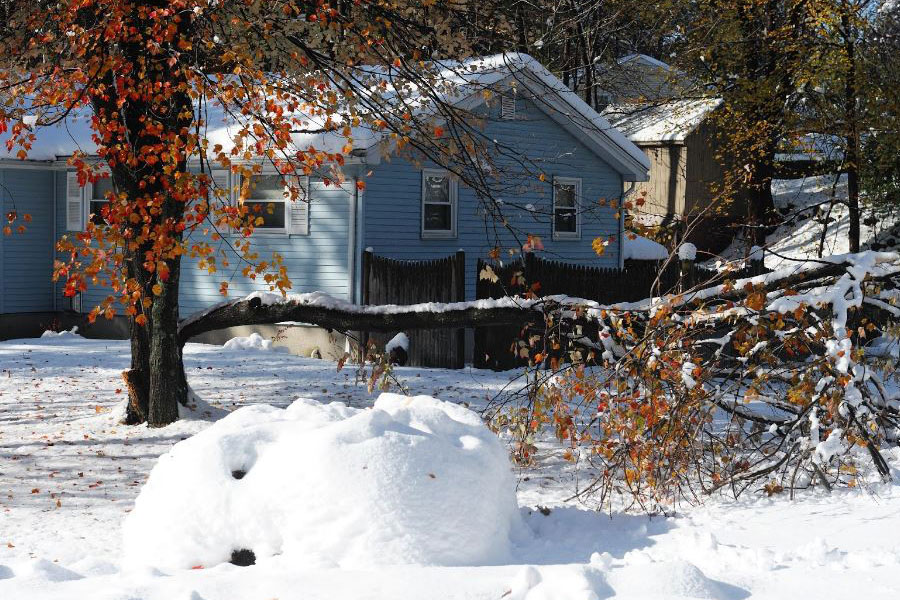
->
xmin=89 ymin=200 xmax=107 ymax=225
xmin=424 ymin=175 xmax=450 ymax=204
xmin=247 ymin=174 xmax=287 ymax=200
xmin=245 ymin=201 xmax=286 ymax=229
xmin=424 ymin=203 xmax=452 ymax=231
xmin=555 ymin=209 xmax=577 ymax=233
xmin=555 ymin=184 xmax=575 ymax=208
xmin=93 ymin=177 xmax=114 ymax=200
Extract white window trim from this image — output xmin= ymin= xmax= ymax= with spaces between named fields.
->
xmin=552 ymin=176 xmax=582 ymax=241
xmin=237 ymin=171 xmax=310 ymax=237
xmin=86 ymin=172 xmax=115 ymax=227
xmin=69 ymin=169 xmax=110 ymax=231
xmin=420 ymin=168 xmax=457 ymax=239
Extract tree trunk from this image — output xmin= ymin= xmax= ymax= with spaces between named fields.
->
xmin=123 ymin=316 xmax=151 ymax=424
xmin=842 ymin=7 xmax=861 ymax=253
xmin=148 ymin=254 xmax=187 ymax=426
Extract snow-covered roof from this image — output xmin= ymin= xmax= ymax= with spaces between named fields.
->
xmin=623 ymin=233 xmax=669 ymax=260
xmin=600 ymin=98 xmax=721 ymax=144
xmin=2 ymin=54 xmax=650 ymax=178
xmin=615 ymin=54 xmax=675 ymax=72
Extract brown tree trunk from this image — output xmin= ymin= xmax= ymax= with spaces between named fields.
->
xmin=123 ymin=317 xmax=151 ymax=424
xmin=148 ymin=256 xmax=187 ymax=426
xmin=842 ymin=7 xmax=861 ymax=253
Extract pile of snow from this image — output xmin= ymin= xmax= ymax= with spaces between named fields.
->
xmin=221 ymin=333 xmax=277 ymax=352
xmin=678 ymin=242 xmax=697 ymax=261
xmin=623 ymin=233 xmax=668 ymax=261
xmin=39 ymin=327 xmax=81 ymax=339
xmin=385 ymin=332 xmax=410 ymax=353
xmin=122 ymin=394 xmax=522 ymax=570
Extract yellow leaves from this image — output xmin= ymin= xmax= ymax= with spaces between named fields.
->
xmin=479 ymin=265 xmax=499 ymax=283
xmin=152 ymin=283 xmax=162 ymax=296
xmin=538 ymin=173 xmax=546 ymax=182
xmin=591 ymin=237 xmax=607 ymax=256
xmin=745 ymin=286 xmax=767 ymax=311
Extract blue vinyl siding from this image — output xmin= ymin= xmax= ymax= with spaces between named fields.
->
xmin=53 ymin=174 xmax=354 ymax=319
xmin=362 ymin=98 xmax=623 ymax=300
xmin=0 ymin=168 xmax=55 ymax=313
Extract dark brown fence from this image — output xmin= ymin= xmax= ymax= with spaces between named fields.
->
xmin=361 ymin=250 xmax=466 ymax=368
xmin=474 ymin=253 xmax=768 ymax=369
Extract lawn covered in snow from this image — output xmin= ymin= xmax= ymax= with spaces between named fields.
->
xmin=1 ymin=335 xmax=899 ymax=599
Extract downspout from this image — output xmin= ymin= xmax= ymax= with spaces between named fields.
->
xmin=347 ymin=177 xmax=357 ymax=304
xmin=619 ymin=181 xmax=636 ymax=269
xmin=51 ymin=170 xmax=58 ymax=311
xmin=0 ymin=169 xmax=5 ymax=315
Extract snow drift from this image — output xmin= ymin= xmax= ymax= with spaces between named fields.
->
xmin=122 ymin=394 xmax=522 ymax=570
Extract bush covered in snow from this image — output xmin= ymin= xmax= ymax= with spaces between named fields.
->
xmin=123 ymin=394 xmax=522 ymax=570
xmin=221 ymin=332 xmax=279 ymax=352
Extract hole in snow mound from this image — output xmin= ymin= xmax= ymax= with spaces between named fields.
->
xmin=231 ymin=469 xmax=246 ymax=480
xmin=122 ymin=394 xmax=523 ymax=571
xmin=230 ymin=549 xmax=256 ymax=567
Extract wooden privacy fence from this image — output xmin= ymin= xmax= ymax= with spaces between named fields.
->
xmin=361 ymin=250 xmax=466 ymax=369
xmin=474 ymin=252 xmax=768 ymax=370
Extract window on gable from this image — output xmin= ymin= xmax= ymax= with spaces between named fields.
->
xmin=89 ymin=176 xmax=114 ymax=226
xmin=552 ymin=177 xmax=581 ymax=239
xmin=421 ymin=169 xmax=457 ymax=238
xmin=500 ymin=93 xmax=516 ymax=120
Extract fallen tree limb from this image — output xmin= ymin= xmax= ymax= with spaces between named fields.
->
xmin=177 ymin=253 xmax=900 ymax=348
xmin=177 ymin=293 xmax=545 ymax=347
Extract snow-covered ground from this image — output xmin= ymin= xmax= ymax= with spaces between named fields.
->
xmin=715 ymin=175 xmax=900 ymax=269
xmin=1 ymin=335 xmax=899 ymax=599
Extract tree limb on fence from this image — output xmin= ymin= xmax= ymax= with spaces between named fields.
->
xmin=177 ymin=254 xmax=900 ymax=347
xmin=177 ymin=295 xmax=546 ymax=347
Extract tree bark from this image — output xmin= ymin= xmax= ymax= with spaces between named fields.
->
xmin=148 ymin=259 xmax=187 ymax=426
xmin=178 ymin=296 xmax=544 ymax=348
xmin=842 ymin=6 xmax=861 ymax=253
xmin=123 ymin=317 xmax=150 ymax=424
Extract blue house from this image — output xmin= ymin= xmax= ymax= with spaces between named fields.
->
xmin=0 ymin=55 xmax=649 ymax=350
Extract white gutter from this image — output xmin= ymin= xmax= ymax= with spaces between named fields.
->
xmin=619 ymin=181 xmax=637 ymax=269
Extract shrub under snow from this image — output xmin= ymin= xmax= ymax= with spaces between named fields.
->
xmin=221 ymin=332 xmax=278 ymax=351
xmin=122 ymin=394 xmax=522 ymax=570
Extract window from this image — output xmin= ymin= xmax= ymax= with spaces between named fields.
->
xmin=552 ymin=177 xmax=581 ymax=239
xmin=500 ymin=93 xmax=516 ymax=120
xmin=89 ymin=177 xmax=114 ymax=225
xmin=242 ymin=174 xmax=288 ymax=231
xmin=421 ymin=169 xmax=457 ymax=238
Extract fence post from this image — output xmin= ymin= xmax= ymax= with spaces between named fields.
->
xmin=749 ymin=245 xmax=765 ymax=276
xmin=524 ymin=250 xmax=535 ymax=291
xmin=678 ymin=243 xmax=696 ymax=290
xmin=360 ymin=248 xmax=373 ymax=362
xmin=455 ymin=250 xmax=466 ymax=369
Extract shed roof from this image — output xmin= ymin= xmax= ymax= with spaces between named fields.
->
xmin=600 ymin=98 xmax=721 ymax=144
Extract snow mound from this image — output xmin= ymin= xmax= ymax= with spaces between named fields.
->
xmin=122 ymin=394 xmax=522 ymax=570
xmin=221 ymin=333 xmax=280 ymax=352
xmin=624 ymin=233 xmax=669 ymax=261
xmin=678 ymin=243 xmax=697 ymax=261
xmin=385 ymin=332 xmax=410 ymax=353
xmin=608 ymin=559 xmax=736 ymax=599
xmin=40 ymin=326 xmax=81 ymax=338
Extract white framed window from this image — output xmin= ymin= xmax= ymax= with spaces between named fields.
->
xmin=239 ymin=172 xmax=309 ymax=235
xmin=65 ymin=170 xmax=111 ymax=231
xmin=552 ymin=176 xmax=581 ymax=240
xmin=88 ymin=176 xmax=114 ymax=226
xmin=421 ymin=169 xmax=457 ymax=239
